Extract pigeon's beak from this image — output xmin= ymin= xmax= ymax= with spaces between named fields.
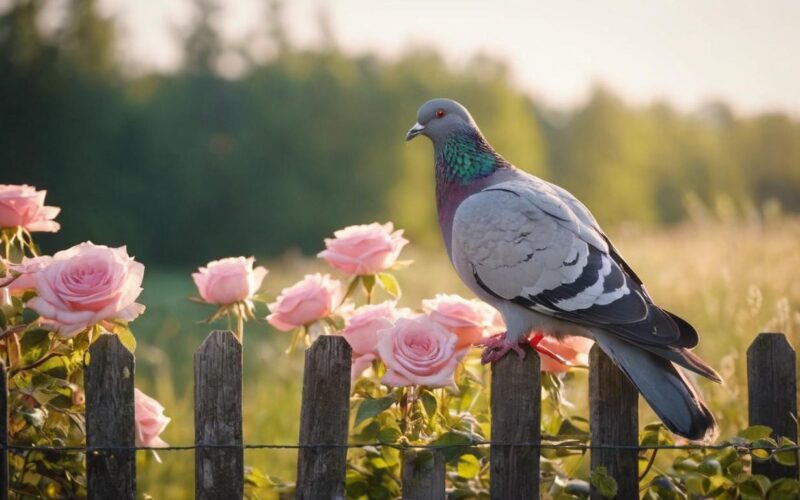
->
xmin=405 ymin=122 xmax=425 ymax=141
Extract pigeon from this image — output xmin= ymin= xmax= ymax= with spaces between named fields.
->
xmin=405 ymin=98 xmax=721 ymax=441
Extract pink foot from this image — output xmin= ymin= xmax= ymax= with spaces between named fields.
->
xmin=476 ymin=333 xmax=526 ymax=365
xmin=529 ymin=333 xmax=571 ymax=366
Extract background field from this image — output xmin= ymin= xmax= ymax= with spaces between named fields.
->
xmin=130 ymin=213 xmax=800 ymax=498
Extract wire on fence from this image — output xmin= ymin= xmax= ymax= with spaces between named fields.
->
xmin=2 ymin=442 xmax=799 ymax=453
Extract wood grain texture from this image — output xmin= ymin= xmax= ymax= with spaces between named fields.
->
xmin=0 ymin=361 xmax=7 ymax=500
xmin=296 ymin=335 xmax=352 ymax=500
xmin=589 ymin=345 xmax=639 ymax=500
xmin=747 ymin=333 xmax=799 ymax=479
xmin=86 ymin=335 xmax=136 ymax=500
xmin=195 ymin=330 xmax=243 ymax=499
xmin=490 ymin=344 xmax=540 ymax=500
xmin=402 ymin=449 xmax=445 ymax=500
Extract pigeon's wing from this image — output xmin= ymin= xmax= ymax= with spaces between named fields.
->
xmin=452 ymin=179 xmax=693 ymax=348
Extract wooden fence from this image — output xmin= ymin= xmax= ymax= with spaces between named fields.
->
xmin=0 ymin=331 xmax=797 ymax=499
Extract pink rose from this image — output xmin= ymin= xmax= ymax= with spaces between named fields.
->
xmin=318 ymin=222 xmax=408 ymax=275
xmin=351 ymin=353 xmax=377 ymax=380
xmin=0 ymin=184 xmax=60 ymax=232
xmin=27 ymin=242 xmax=145 ymax=337
xmin=267 ymin=273 xmax=341 ymax=331
xmin=536 ymin=335 xmax=594 ymax=373
xmin=1 ymin=255 xmax=52 ymax=294
xmin=192 ymin=256 xmax=268 ymax=305
xmin=342 ymin=302 xmax=400 ymax=355
xmin=134 ymin=388 xmax=170 ymax=448
xmin=423 ymin=294 xmax=497 ymax=349
xmin=377 ymin=316 xmax=460 ymax=388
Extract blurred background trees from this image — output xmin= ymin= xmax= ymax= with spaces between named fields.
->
xmin=2 ymin=0 xmax=799 ymax=266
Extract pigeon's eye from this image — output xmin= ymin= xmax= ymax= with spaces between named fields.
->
xmin=436 ymin=109 xmax=446 ymax=118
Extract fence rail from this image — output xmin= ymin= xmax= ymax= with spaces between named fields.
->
xmin=0 ymin=331 xmax=797 ymax=498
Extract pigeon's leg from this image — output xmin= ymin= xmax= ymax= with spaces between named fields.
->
xmin=477 ymin=333 xmax=526 ymax=365
xmin=528 ymin=333 xmax=571 ymax=366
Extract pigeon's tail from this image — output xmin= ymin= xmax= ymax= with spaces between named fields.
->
xmin=591 ymin=328 xmax=718 ymax=442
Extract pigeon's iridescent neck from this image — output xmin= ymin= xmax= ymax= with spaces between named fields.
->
xmin=435 ymin=131 xmax=506 ymax=185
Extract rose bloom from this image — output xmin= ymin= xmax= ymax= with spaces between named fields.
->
xmin=535 ymin=335 xmax=594 ymax=373
xmin=267 ymin=273 xmax=341 ymax=331
xmin=423 ymin=294 xmax=497 ymax=349
xmin=342 ymin=301 xmax=401 ymax=379
xmin=318 ymin=222 xmax=408 ymax=275
xmin=192 ymin=256 xmax=267 ymax=305
xmin=377 ymin=316 xmax=460 ymax=388
xmin=0 ymin=184 xmax=60 ymax=232
xmin=1 ymin=255 xmax=52 ymax=294
xmin=134 ymin=388 xmax=170 ymax=448
xmin=28 ymin=242 xmax=145 ymax=337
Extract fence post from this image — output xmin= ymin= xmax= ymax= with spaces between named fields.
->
xmin=195 ymin=330 xmax=243 ymax=499
xmin=747 ymin=332 xmax=799 ymax=479
xmin=589 ymin=345 xmax=639 ymax=499
xmin=296 ymin=335 xmax=352 ymax=500
xmin=490 ymin=344 xmax=540 ymax=500
xmin=0 ymin=360 xmax=8 ymax=500
xmin=85 ymin=334 xmax=136 ymax=500
xmin=402 ymin=449 xmax=445 ymax=500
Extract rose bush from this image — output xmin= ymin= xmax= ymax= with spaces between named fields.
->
xmin=536 ymin=334 xmax=594 ymax=373
xmin=318 ymin=222 xmax=408 ymax=275
xmin=192 ymin=256 xmax=267 ymax=305
xmin=267 ymin=273 xmax=342 ymax=331
xmin=0 ymin=184 xmax=61 ymax=232
xmin=342 ymin=301 xmax=408 ymax=378
xmin=27 ymin=242 xmax=145 ymax=337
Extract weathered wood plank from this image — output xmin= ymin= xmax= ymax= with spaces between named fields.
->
xmin=296 ymin=335 xmax=352 ymax=500
xmin=0 ymin=360 xmax=8 ymax=500
xmin=490 ymin=344 xmax=540 ymax=500
xmin=195 ymin=330 xmax=243 ymax=499
xmin=402 ymin=449 xmax=445 ymax=500
xmin=747 ymin=332 xmax=799 ymax=479
xmin=86 ymin=334 xmax=136 ymax=500
xmin=589 ymin=345 xmax=639 ymax=499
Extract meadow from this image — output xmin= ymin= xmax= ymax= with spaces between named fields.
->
xmin=132 ymin=213 xmax=800 ymax=498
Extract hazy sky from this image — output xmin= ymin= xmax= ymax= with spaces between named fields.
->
xmin=98 ymin=0 xmax=800 ymax=115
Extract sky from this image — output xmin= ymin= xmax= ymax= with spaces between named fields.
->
xmin=94 ymin=0 xmax=800 ymax=116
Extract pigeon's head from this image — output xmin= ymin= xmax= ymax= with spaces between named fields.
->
xmin=406 ymin=98 xmax=479 ymax=143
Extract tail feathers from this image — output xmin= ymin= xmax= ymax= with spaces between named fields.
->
xmin=640 ymin=344 xmax=723 ymax=384
xmin=592 ymin=329 xmax=719 ymax=442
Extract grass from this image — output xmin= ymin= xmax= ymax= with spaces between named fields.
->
xmin=131 ymin=215 xmax=800 ymax=498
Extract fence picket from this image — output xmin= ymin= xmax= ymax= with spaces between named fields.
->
xmin=589 ymin=345 xmax=639 ymax=499
xmin=0 ymin=360 xmax=7 ymax=500
xmin=85 ymin=334 xmax=136 ymax=500
xmin=402 ymin=449 xmax=445 ymax=500
xmin=747 ymin=332 xmax=799 ymax=479
xmin=490 ymin=344 xmax=540 ymax=499
xmin=195 ymin=330 xmax=244 ymax=499
xmin=296 ymin=335 xmax=352 ymax=499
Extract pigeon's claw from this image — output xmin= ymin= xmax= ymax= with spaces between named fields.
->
xmin=477 ymin=333 xmax=526 ymax=365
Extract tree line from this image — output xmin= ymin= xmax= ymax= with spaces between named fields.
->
xmin=2 ymin=0 xmax=799 ymax=265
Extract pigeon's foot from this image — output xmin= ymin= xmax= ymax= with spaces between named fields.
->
xmin=477 ymin=333 xmax=526 ymax=365
xmin=528 ymin=333 xmax=571 ymax=366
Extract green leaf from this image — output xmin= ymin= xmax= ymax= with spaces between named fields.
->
xmin=739 ymin=425 xmax=773 ymax=440
xmin=457 ymin=454 xmax=480 ymax=479
xmin=590 ymin=466 xmax=618 ymax=498
xmin=419 ymin=390 xmax=438 ymax=419
xmin=114 ymin=328 xmax=137 ymax=353
xmin=431 ymin=431 xmax=474 ymax=461
xmin=774 ymin=437 xmax=798 ymax=466
xmin=768 ymin=478 xmax=800 ymax=499
xmin=377 ymin=273 xmax=401 ymax=299
xmin=355 ymin=395 xmax=395 ymax=426
xmin=740 ymin=476 xmax=770 ymax=500
xmin=361 ymin=275 xmax=376 ymax=296
xmin=752 ymin=438 xmax=778 ymax=461
xmin=377 ymin=427 xmax=401 ymax=444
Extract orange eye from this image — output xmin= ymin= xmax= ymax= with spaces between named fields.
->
xmin=436 ymin=109 xmax=446 ymax=118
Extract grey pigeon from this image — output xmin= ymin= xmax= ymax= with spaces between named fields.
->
xmin=406 ymin=98 xmax=720 ymax=441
